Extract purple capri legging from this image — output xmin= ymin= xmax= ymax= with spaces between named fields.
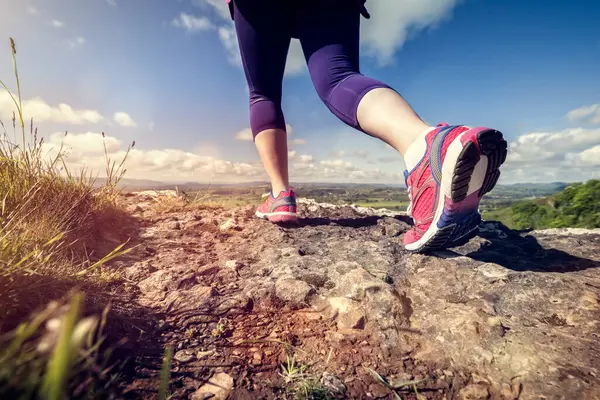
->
xmin=232 ymin=0 xmax=391 ymax=138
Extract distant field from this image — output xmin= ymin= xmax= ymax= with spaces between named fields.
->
xmin=482 ymin=207 xmax=516 ymax=228
xmin=353 ymin=200 xmax=409 ymax=210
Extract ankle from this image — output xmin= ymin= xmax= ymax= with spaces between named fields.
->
xmin=271 ymin=184 xmax=289 ymax=197
xmin=403 ymin=126 xmax=435 ymax=169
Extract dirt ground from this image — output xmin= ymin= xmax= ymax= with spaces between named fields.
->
xmin=73 ymin=192 xmax=600 ymax=400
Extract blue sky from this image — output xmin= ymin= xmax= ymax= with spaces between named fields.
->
xmin=1 ymin=0 xmax=599 ymax=184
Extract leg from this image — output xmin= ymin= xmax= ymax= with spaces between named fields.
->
xmin=297 ymin=0 xmax=507 ymax=251
xmin=297 ymin=0 xmax=430 ymax=157
xmin=234 ymin=0 xmax=291 ymax=195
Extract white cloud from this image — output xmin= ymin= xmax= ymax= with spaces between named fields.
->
xmin=566 ymin=104 xmax=600 ymax=125
xmin=172 ymin=12 xmax=215 ymax=33
xmin=27 ymin=6 xmax=39 ymax=15
xmin=297 ymin=154 xmax=313 ymax=162
xmin=332 ymin=150 xmax=346 ymax=157
xmin=51 ymin=20 xmax=64 ymax=28
xmin=65 ymin=37 xmax=85 ymax=49
xmin=40 ymin=132 xmax=264 ymax=181
xmin=148 ymin=121 xmax=155 ymax=131
xmin=0 ymin=91 xmax=104 ymax=125
xmin=291 ymin=138 xmax=307 ymax=145
xmin=36 ymin=132 xmax=398 ymax=183
xmin=106 ymin=0 xmax=117 ymax=5
xmin=113 ymin=112 xmax=137 ymax=127
xmin=506 ymin=127 xmax=600 ymax=163
xmin=320 ymin=159 xmax=354 ymax=170
xmin=361 ymin=0 xmax=462 ymax=65
xmin=501 ymin=126 xmax=600 ymax=183
xmin=568 ymin=145 xmax=600 ymax=167
xmin=235 ymin=128 xmax=253 ymax=141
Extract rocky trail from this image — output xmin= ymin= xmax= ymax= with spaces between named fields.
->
xmin=108 ymin=192 xmax=600 ymax=400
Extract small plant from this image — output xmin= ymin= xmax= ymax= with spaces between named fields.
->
xmin=0 ymin=292 xmax=119 ymax=399
xmin=279 ymin=355 xmax=333 ymax=400
xmin=158 ymin=345 xmax=173 ymax=400
xmin=280 ymin=355 xmax=309 ymax=385
xmin=211 ymin=318 xmax=231 ymax=338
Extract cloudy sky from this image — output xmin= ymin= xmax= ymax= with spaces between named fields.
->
xmin=1 ymin=0 xmax=599 ymax=184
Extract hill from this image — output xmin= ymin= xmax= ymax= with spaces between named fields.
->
xmin=483 ymin=179 xmax=600 ymax=229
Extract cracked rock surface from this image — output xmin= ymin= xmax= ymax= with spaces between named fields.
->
xmin=116 ymin=193 xmax=600 ymax=399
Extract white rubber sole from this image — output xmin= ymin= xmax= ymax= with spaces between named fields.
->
xmin=404 ymin=128 xmax=507 ymax=252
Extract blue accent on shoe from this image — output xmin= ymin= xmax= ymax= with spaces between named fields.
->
xmin=429 ymin=125 xmax=457 ymax=185
xmin=436 ymin=207 xmax=482 ymax=246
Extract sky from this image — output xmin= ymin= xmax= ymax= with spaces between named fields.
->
xmin=0 ymin=0 xmax=599 ymax=185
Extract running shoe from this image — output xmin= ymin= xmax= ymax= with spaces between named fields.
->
xmin=402 ymin=123 xmax=507 ymax=252
xmin=255 ymin=188 xmax=298 ymax=223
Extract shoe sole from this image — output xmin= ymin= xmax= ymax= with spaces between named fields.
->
xmin=255 ymin=211 xmax=298 ymax=223
xmin=405 ymin=128 xmax=507 ymax=253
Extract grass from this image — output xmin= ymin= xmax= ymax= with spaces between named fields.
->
xmin=0 ymin=292 xmax=123 ymax=399
xmin=0 ymin=37 xmax=140 ymax=398
xmin=279 ymin=355 xmax=333 ymax=400
xmin=482 ymin=207 xmax=516 ymax=229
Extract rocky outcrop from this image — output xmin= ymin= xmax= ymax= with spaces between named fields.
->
xmin=120 ymin=193 xmax=600 ymax=399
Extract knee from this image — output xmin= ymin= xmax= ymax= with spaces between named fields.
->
xmin=248 ymin=97 xmax=286 ymax=136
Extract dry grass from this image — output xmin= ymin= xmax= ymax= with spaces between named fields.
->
xmin=0 ymin=37 xmax=137 ymax=398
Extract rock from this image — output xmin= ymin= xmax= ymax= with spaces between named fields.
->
xmin=137 ymin=270 xmax=173 ymax=294
xmin=174 ymin=349 xmax=195 ymax=363
xmin=225 ymin=260 xmax=242 ymax=271
xmin=252 ymin=351 xmax=262 ymax=365
xmin=376 ymin=217 xmax=407 ymax=237
xmin=321 ymin=372 xmax=346 ymax=394
xmin=368 ymin=383 xmax=389 ymax=398
xmin=197 ymin=265 xmax=220 ymax=276
xmin=163 ymin=286 xmax=216 ymax=312
xmin=274 ymin=278 xmax=315 ymax=307
xmin=459 ymin=384 xmax=490 ymax=400
xmin=219 ymin=218 xmax=238 ymax=232
xmin=196 ymin=350 xmax=215 ymax=359
xmin=337 ymin=308 xmax=366 ymax=330
xmin=228 ymin=388 xmax=253 ymax=400
xmin=476 ymin=263 xmax=509 ymax=281
xmin=122 ymin=194 xmax=600 ymax=400
xmin=191 ymin=372 xmax=234 ymax=400
xmin=122 ymin=261 xmax=156 ymax=281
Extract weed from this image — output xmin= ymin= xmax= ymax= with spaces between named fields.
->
xmin=158 ymin=345 xmax=173 ymax=400
xmin=211 ymin=318 xmax=231 ymax=338
xmin=280 ymin=355 xmax=334 ymax=400
xmin=0 ymin=292 xmax=120 ymax=399
xmin=0 ymin=37 xmax=134 ymax=397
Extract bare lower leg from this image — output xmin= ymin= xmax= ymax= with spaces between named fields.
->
xmin=254 ymin=128 xmax=289 ymax=195
xmin=356 ymin=88 xmax=431 ymax=157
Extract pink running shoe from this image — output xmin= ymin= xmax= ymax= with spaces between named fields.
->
xmin=403 ymin=124 xmax=507 ymax=252
xmin=255 ymin=188 xmax=298 ymax=223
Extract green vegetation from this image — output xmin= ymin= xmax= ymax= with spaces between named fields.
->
xmin=483 ymin=180 xmax=600 ymax=229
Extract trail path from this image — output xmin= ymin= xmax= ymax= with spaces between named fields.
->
xmin=115 ymin=192 xmax=600 ymax=400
